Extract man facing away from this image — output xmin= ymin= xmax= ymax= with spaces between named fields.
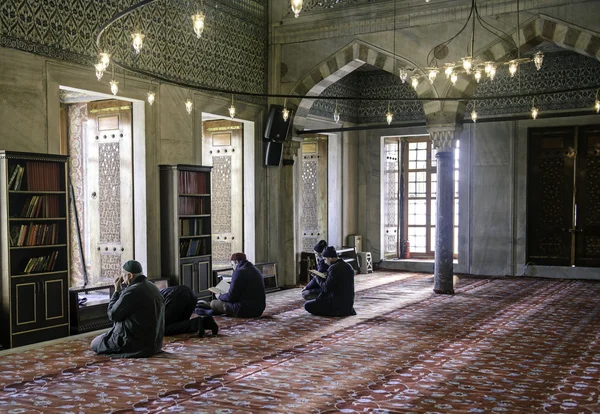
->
xmin=304 ymin=246 xmax=357 ymax=317
xmin=210 ymin=252 xmax=266 ymax=318
xmin=302 ymin=239 xmax=329 ymax=300
xmin=161 ymin=284 xmax=219 ymax=337
xmin=91 ymin=260 xmax=165 ymax=358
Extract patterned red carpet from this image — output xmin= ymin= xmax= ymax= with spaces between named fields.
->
xmin=1 ymin=272 xmax=600 ymax=413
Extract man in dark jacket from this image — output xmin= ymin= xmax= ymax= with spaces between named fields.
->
xmin=210 ymin=252 xmax=266 ymax=318
xmin=161 ymin=285 xmax=218 ymax=337
xmin=304 ymin=246 xmax=356 ymax=317
xmin=91 ymin=260 xmax=165 ymax=358
xmin=302 ymin=239 xmax=329 ymax=300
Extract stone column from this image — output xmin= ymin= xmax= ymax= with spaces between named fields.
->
xmin=429 ymin=126 xmax=460 ymax=294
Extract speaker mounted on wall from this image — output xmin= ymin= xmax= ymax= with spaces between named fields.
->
xmin=264 ymin=104 xmax=292 ymax=142
xmin=264 ymin=141 xmax=284 ymax=167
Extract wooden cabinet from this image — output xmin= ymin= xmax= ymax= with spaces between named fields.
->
xmin=160 ymin=165 xmax=213 ymax=299
xmin=0 ymin=151 xmax=70 ymax=349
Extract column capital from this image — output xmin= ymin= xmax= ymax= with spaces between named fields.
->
xmin=427 ymin=124 xmax=462 ymax=152
xmin=282 ymin=140 xmax=301 ymax=165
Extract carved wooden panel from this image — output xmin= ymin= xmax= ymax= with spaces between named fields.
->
xmin=99 ymin=142 xmax=121 ymax=244
xmin=100 ymin=254 xmax=122 ymax=285
xmin=383 ymin=140 xmax=399 ymax=258
xmin=300 ymin=137 xmax=327 ymax=254
xmin=212 ymin=156 xmax=232 ymax=234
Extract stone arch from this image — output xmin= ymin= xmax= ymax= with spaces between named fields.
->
xmin=288 ymin=40 xmax=439 ymax=133
xmin=445 ymin=15 xmax=600 ymax=122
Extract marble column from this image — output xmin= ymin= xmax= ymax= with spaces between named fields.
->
xmin=429 ymin=126 xmax=460 ymax=294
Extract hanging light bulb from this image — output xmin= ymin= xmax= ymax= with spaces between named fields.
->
xmin=474 ymin=70 xmax=482 ymax=83
xmin=99 ymin=52 xmax=111 ymax=70
xmin=444 ymin=65 xmax=454 ymax=79
xmin=147 ymin=91 xmax=155 ymax=106
xmin=95 ymin=63 xmax=105 ymax=81
xmin=191 ymin=12 xmax=205 ymax=38
xmin=229 ymin=95 xmax=236 ymax=119
xmin=428 ymin=68 xmax=438 ymax=83
xmin=411 ymin=75 xmax=419 ymax=90
xmin=131 ymin=32 xmax=145 ymax=54
xmin=534 ymin=51 xmax=544 ymax=71
xmin=450 ymin=73 xmax=458 ymax=86
xmin=110 ymin=79 xmax=119 ymax=96
xmin=484 ymin=62 xmax=493 ymax=74
xmin=291 ymin=0 xmax=303 ymax=18
xmin=385 ymin=103 xmax=393 ymax=125
xmin=282 ymin=107 xmax=289 ymax=122
xmin=333 ymin=101 xmax=340 ymax=123
xmin=185 ymin=97 xmax=193 ymax=114
xmin=462 ymin=56 xmax=473 ymax=74
xmin=531 ymin=101 xmax=539 ymax=120
xmin=471 ymin=104 xmax=478 ymax=123
xmin=398 ymin=68 xmax=408 ymax=83
xmin=595 ymin=90 xmax=600 ymax=113
xmin=508 ymin=60 xmax=518 ymax=77
xmin=488 ymin=65 xmax=497 ymax=81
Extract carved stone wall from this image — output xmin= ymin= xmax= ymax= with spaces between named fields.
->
xmin=0 ymin=0 xmax=267 ymax=103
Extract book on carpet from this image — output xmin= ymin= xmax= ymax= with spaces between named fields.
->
xmin=309 ymin=269 xmax=327 ymax=279
xmin=208 ymin=279 xmax=230 ymax=295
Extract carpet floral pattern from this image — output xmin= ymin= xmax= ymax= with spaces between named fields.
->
xmin=1 ymin=272 xmax=600 ymax=413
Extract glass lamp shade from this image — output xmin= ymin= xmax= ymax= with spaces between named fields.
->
xmin=229 ymin=104 xmax=236 ymax=119
xmin=385 ymin=111 xmax=393 ymax=125
xmin=95 ymin=63 xmax=105 ymax=81
xmin=534 ymin=51 xmax=544 ymax=71
xmin=450 ymin=73 xmax=458 ymax=86
xmin=411 ymin=75 xmax=419 ymax=90
xmin=594 ymin=99 xmax=599 ymax=113
xmin=488 ymin=65 xmax=497 ymax=81
xmin=131 ymin=32 xmax=145 ymax=54
xmin=471 ymin=109 xmax=478 ymax=122
xmin=531 ymin=106 xmax=539 ymax=120
xmin=474 ymin=70 xmax=482 ymax=83
xmin=282 ymin=107 xmax=289 ymax=122
xmin=192 ymin=12 xmax=205 ymax=38
xmin=508 ymin=61 xmax=518 ymax=77
xmin=399 ymin=68 xmax=408 ymax=83
xmin=99 ymin=52 xmax=111 ymax=70
xmin=291 ymin=0 xmax=303 ymax=17
xmin=333 ymin=110 xmax=340 ymax=123
xmin=110 ymin=80 xmax=119 ymax=95
xmin=462 ymin=56 xmax=473 ymax=74
xmin=147 ymin=91 xmax=155 ymax=106
xmin=185 ymin=98 xmax=193 ymax=114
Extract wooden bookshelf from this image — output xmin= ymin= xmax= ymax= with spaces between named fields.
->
xmin=0 ymin=151 xmax=70 ymax=349
xmin=160 ymin=165 xmax=213 ymax=299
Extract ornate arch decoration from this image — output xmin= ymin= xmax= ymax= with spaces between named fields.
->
xmin=287 ymin=40 xmax=440 ymax=133
xmin=443 ymin=15 xmax=600 ymax=122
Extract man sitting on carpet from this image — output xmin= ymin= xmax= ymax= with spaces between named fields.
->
xmin=302 ymin=239 xmax=329 ymax=300
xmin=91 ymin=260 xmax=165 ymax=358
xmin=304 ymin=246 xmax=357 ymax=317
xmin=210 ymin=252 xmax=266 ymax=318
xmin=161 ymin=285 xmax=219 ymax=337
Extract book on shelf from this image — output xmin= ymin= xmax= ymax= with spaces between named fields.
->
xmin=22 ymin=251 xmax=59 ymax=274
xmin=7 ymin=164 xmax=20 ymax=189
xmin=12 ymin=165 xmax=25 ymax=191
xmin=208 ymin=280 xmax=230 ymax=295
xmin=10 ymin=223 xmax=59 ymax=247
xmin=309 ymin=269 xmax=327 ymax=279
xmin=178 ymin=170 xmax=208 ymax=194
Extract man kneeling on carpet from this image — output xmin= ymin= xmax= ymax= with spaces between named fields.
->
xmin=91 ymin=260 xmax=165 ymax=358
xmin=302 ymin=239 xmax=329 ymax=300
xmin=161 ymin=285 xmax=218 ymax=337
xmin=304 ymin=246 xmax=357 ymax=317
xmin=210 ymin=252 xmax=266 ymax=318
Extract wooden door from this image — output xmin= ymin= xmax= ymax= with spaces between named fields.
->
xmin=575 ymin=126 xmax=600 ymax=267
xmin=300 ymin=137 xmax=328 ymax=253
xmin=527 ymin=128 xmax=575 ymax=266
xmin=202 ymin=120 xmax=243 ymax=269
xmin=86 ymin=101 xmax=134 ymax=285
xmin=11 ymin=276 xmax=41 ymax=334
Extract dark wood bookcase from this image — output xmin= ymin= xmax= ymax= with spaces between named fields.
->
xmin=0 ymin=151 xmax=70 ymax=349
xmin=160 ymin=165 xmax=213 ymax=299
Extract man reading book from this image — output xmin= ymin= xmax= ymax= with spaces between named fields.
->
xmin=161 ymin=285 xmax=218 ymax=337
xmin=302 ymin=240 xmax=329 ymax=300
xmin=304 ymin=246 xmax=357 ymax=317
xmin=210 ymin=252 xmax=266 ymax=318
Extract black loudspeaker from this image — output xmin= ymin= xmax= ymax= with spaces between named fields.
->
xmin=264 ymin=104 xmax=292 ymax=142
xmin=265 ymin=141 xmax=283 ymax=166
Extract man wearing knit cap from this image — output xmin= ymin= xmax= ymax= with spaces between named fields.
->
xmin=302 ymin=239 xmax=329 ymax=300
xmin=210 ymin=252 xmax=266 ymax=318
xmin=304 ymin=246 xmax=356 ymax=317
xmin=91 ymin=260 xmax=165 ymax=358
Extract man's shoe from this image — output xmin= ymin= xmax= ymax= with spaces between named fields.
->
xmin=192 ymin=317 xmax=205 ymax=338
xmin=203 ymin=315 xmax=219 ymax=335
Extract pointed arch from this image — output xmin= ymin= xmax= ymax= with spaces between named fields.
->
xmin=288 ymin=40 xmax=439 ymax=133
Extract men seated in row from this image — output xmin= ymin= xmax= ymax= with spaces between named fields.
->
xmin=210 ymin=252 xmax=266 ymax=318
xmin=303 ymin=246 xmax=356 ymax=317
xmin=91 ymin=260 xmax=165 ymax=358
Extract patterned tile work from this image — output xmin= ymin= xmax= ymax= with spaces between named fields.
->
xmin=0 ymin=0 xmax=267 ymax=103
xmin=466 ymin=50 xmax=600 ymax=116
xmin=1 ymin=273 xmax=600 ymax=413
xmin=309 ymin=69 xmax=425 ymax=124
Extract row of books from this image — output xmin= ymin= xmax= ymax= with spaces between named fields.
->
xmin=180 ymin=218 xmax=210 ymax=236
xmin=179 ymin=238 xmax=210 ymax=258
xmin=22 ymin=251 xmax=60 ymax=274
xmin=17 ymin=195 xmax=61 ymax=218
xmin=10 ymin=223 xmax=60 ymax=247
xmin=8 ymin=162 xmax=62 ymax=191
xmin=178 ymin=171 xmax=209 ymax=195
xmin=178 ymin=197 xmax=209 ymax=215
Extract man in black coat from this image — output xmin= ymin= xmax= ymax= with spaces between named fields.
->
xmin=161 ymin=285 xmax=219 ymax=337
xmin=302 ymin=239 xmax=329 ymax=300
xmin=210 ymin=252 xmax=266 ymax=318
xmin=91 ymin=260 xmax=165 ymax=358
xmin=304 ymin=246 xmax=356 ymax=317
